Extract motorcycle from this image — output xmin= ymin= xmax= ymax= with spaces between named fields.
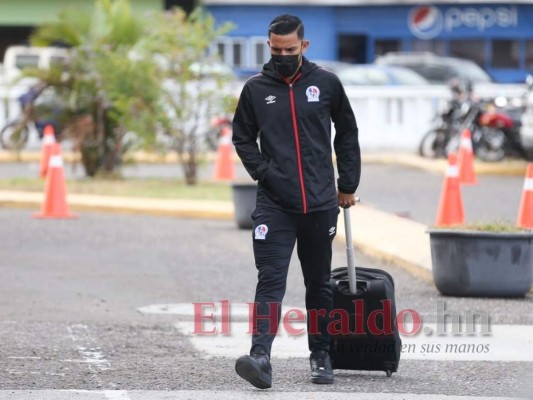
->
xmin=420 ymin=78 xmax=533 ymax=162
xmin=472 ymin=78 xmax=533 ymax=162
xmin=458 ymin=100 xmax=509 ymax=162
xmin=418 ymin=79 xmax=473 ymax=159
xmin=418 ymin=99 xmax=464 ymax=158
xmin=476 ymin=105 xmax=523 ymax=161
xmin=519 ymin=75 xmax=533 ymax=160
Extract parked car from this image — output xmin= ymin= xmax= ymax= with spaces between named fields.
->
xmin=1 ymin=46 xmax=69 ymax=82
xmin=315 ymin=60 xmax=429 ymax=85
xmin=374 ymin=52 xmax=493 ymax=84
xmin=235 ymin=60 xmax=429 ymax=86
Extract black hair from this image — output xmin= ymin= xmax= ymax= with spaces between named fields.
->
xmin=268 ymin=14 xmax=304 ymax=39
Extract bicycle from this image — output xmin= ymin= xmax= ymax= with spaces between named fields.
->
xmin=0 ymin=84 xmax=61 ymax=150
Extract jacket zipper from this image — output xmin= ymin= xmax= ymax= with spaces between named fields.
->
xmin=288 ymin=73 xmax=307 ymax=214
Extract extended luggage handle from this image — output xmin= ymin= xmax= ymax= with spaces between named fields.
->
xmin=343 ymin=197 xmax=360 ymax=295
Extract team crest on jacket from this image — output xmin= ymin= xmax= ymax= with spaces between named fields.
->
xmin=306 ymin=86 xmax=320 ymax=102
xmin=254 ymin=224 xmax=269 ymax=240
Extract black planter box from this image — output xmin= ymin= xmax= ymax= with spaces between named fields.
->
xmin=428 ymin=229 xmax=533 ymax=297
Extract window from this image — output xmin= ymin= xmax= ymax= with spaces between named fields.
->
xmin=213 ymin=36 xmax=268 ymax=69
xmin=250 ymin=37 xmax=270 ymax=68
xmin=217 ymin=43 xmax=225 ymax=61
xmin=418 ymin=65 xmax=454 ymax=83
xmin=213 ymin=37 xmax=246 ymax=68
xmin=525 ymin=40 xmax=533 ymax=70
xmin=412 ymin=40 xmax=445 ymax=56
xmin=449 ymin=40 xmax=485 ymax=66
xmin=375 ymin=39 xmax=401 ymax=57
xmin=492 ymin=40 xmax=519 ymax=68
xmin=255 ymin=42 xmax=265 ymax=65
xmin=212 ymin=36 xmax=269 ymax=69
xmin=232 ymin=42 xmax=242 ymax=66
xmin=14 ymin=55 xmax=39 ymax=70
xmin=49 ymin=56 xmax=68 ymax=70
xmin=339 ymin=34 xmax=368 ymax=63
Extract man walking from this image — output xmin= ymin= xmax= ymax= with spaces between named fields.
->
xmin=232 ymin=14 xmax=361 ymax=389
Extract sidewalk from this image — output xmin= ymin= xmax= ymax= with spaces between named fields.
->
xmin=0 ymin=189 xmax=433 ymax=284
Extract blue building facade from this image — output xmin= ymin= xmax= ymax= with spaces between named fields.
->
xmin=206 ymin=2 xmax=533 ymax=83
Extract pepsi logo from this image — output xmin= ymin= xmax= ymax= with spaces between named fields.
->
xmin=408 ymin=5 xmax=443 ymax=40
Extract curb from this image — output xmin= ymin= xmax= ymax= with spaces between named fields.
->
xmin=361 ymin=152 xmax=528 ymax=176
xmin=336 ymin=205 xmax=434 ymax=285
xmin=0 ymin=191 xmax=234 ymax=221
xmin=0 ymin=150 xmax=225 ymax=164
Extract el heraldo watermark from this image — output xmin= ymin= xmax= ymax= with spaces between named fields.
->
xmin=191 ymin=299 xmax=491 ymax=338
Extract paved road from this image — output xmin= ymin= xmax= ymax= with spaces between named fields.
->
xmin=0 ymin=159 xmax=526 ymax=226
xmin=1 ymin=209 xmax=532 ymax=398
xmin=359 ymin=163 xmax=524 ymax=226
xmin=0 ymin=159 xmax=251 ymax=182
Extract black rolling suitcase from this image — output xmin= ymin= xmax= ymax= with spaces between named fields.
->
xmin=328 ymin=207 xmax=401 ymax=377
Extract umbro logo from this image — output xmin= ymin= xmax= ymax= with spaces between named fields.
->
xmin=265 ymin=95 xmax=276 ymax=104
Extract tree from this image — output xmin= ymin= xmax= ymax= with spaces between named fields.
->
xmin=27 ymin=1 xmax=234 ymax=182
xmin=142 ymin=8 xmax=235 ymax=185
xmin=30 ymin=0 xmax=164 ymax=176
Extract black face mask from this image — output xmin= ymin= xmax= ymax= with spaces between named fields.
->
xmin=271 ymin=53 xmax=301 ymax=78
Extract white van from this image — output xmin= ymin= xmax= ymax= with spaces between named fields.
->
xmin=1 ymin=46 xmax=69 ymax=82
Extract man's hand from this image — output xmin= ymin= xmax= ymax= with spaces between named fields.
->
xmin=338 ymin=191 xmax=358 ymax=208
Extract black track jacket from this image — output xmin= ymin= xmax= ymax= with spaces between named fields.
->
xmin=232 ymin=57 xmax=361 ymax=214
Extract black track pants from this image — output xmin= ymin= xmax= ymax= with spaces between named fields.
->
xmin=249 ymin=206 xmax=339 ymax=356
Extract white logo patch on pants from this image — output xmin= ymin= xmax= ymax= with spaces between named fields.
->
xmin=255 ymin=224 xmax=269 ymax=240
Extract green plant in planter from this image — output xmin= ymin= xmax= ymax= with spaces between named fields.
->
xmin=433 ymin=221 xmax=532 ymax=233
xmin=427 ymin=221 xmax=533 ymax=297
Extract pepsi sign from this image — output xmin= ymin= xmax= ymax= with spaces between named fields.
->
xmin=408 ymin=5 xmax=518 ymax=40
xmin=408 ymin=6 xmax=443 ymax=40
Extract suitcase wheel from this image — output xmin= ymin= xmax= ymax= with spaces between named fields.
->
xmin=386 ymin=370 xmax=393 ymax=378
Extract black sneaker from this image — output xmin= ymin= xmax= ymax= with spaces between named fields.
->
xmin=310 ymin=350 xmax=334 ymax=384
xmin=235 ymin=350 xmax=272 ymax=389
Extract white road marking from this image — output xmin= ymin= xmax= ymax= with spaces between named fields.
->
xmin=8 ymin=356 xmax=42 ymax=360
xmin=137 ymin=302 xmax=302 ymax=317
xmin=66 ymin=325 xmax=111 ymax=371
xmin=174 ymin=321 xmax=533 ymax=362
xmin=65 ymin=324 xmax=112 ymax=389
xmin=6 ymin=369 xmax=65 ymax=377
xmin=103 ymin=391 xmax=132 ymax=400
xmin=0 ymin=390 xmax=524 ymax=400
xmin=6 ymin=369 xmax=25 ymax=375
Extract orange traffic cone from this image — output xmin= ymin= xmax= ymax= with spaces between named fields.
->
xmin=517 ymin=164 xmax=533 ymax=229
xmin=213 ymin=126 xmax=235 ymax=181
xmin=33 ymin=143 xmax=78 ymax=219
xmin=457 ymin=129 xmax=478 ymax=185
xmin=39 ymin=124 xmax=56 ymax=178
xmin=435 ymin=153 xmax=465 ymax=227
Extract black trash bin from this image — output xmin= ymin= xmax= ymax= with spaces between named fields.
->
xmin=231 ymin=182 xmax=257 ymax=229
